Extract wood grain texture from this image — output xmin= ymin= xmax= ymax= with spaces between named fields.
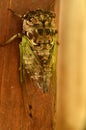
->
xmin=0 ymin=0 xmax=59 ymax=130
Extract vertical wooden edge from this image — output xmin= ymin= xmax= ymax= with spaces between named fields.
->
xmin=54 ymin=0 xmax=60 ymax=130
xmin=55 ymin=1 xmax=86 ymax=130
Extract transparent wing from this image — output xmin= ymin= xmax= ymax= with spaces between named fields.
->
xmin=19 ymin=35 xmax=42 ymax=83
xmin=50 ymin=34 xmax=58 ymax=96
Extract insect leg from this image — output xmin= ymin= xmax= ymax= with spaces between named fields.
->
xmin=8 ymin=8 xmax=23 ymax=19
xmin=0 ymin=33 xmax=22 ymax=46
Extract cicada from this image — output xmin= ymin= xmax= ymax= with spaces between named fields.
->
xmin=0 ymin=9 xmax=58 ymax=93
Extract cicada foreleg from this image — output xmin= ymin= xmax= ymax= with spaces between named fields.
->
xmin=0 ymin=33 xmax=22 ymax=46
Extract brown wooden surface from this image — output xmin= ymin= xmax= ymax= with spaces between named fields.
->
xmin=0 ymin=0 xmax=59 ymax=130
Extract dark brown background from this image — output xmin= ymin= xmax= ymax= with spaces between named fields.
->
xmin=0 ymin=0 xmax=59 ymax=130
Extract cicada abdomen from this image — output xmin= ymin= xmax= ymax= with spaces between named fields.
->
xmin=20 ymin=9 xmax=57 ymax=93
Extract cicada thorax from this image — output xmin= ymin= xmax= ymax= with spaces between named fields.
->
xmin=22 ymin=9 xmax=57 ymax=92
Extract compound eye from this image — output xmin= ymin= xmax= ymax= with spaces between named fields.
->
xmin=26 ymin=32 xmax=33 ymax=39
xmin=45 ymin=29 xmax=50 ymax=35
xmin=38 ymin=29 xmax=43 ymax=35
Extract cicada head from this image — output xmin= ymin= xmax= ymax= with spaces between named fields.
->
xmin=22 ymin=9 xmax=57 ymax=42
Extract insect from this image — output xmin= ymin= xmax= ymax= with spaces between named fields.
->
xmin=0 ymin=9 xmax=58 ymax=93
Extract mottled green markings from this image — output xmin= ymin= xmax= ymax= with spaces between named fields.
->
xmin=19 ymin=35 xmax=41 ymax=83
xmin=19 ymin=33 xmax=57 ymax=92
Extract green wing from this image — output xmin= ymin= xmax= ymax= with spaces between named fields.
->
xmin=19 ymin=36 xmax=26 ymax=83
xmin=19 ymin=35 xmax=42 ymax=83
xmin=19 ymin=34 xmax=58 ymax=93
xmin=19 ymin=35 xmax=29 ymax=83
xmin=50 ymin=34 xmax=57 ymax=95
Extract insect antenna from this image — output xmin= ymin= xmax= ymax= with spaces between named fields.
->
xmin=47 ymin=0 xmax=56 ymax=11
xmin=8 ymin=8 xmax=24 ymax=20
